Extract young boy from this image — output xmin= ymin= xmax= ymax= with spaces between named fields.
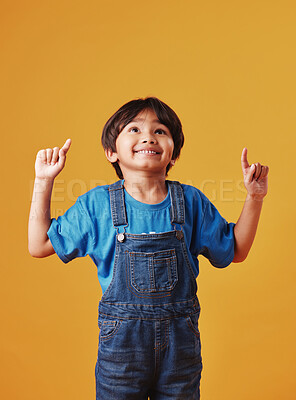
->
xmin=28 ymin=97 xmax=269 ymax=400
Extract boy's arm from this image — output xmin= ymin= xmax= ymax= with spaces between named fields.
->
xmin=232 ymin=148 xmax=269 ymax=263
xmin=28 ymin=139 xmax=71 ymax=258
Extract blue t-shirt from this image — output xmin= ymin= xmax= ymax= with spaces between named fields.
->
xmin=47 ymin=181 xmax=235 ymax=293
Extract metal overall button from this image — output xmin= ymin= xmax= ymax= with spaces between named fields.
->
xmin=117 ymin=233 xmax=125 ymax=243
xmin=176 ymin=230 xmax=183 ymax=240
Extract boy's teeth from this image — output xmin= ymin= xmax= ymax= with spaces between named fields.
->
xmin=137 ymin=150 xmax=157 ymax=154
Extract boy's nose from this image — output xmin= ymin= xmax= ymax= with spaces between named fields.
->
xmin=141 ymin=133 xmax=157 ymax=144
xmin=142 ymin=138 xmax=156 ymax=144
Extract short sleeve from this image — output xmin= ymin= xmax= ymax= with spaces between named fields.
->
xmin=199 ymin=199 xmax=235 ymax=268
xmin=47 ymin=198 xmax=96 ymax=263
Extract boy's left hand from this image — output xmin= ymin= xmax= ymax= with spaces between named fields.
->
xmin=241 ymin=148 xmax=269 ymax=200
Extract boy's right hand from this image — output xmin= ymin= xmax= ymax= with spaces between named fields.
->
xmin=35 ymin=139 xmax=72 ymax=181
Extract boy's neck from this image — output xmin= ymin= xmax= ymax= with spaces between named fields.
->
xmin=122 ymin=174 xmax=168 ymax=204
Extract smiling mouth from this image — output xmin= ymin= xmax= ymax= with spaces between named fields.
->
xmin=135 ymin=150 xmax=160 ymax=154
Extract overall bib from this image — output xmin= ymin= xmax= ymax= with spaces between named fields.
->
xmin=95 ymin=180 xmax=202 ymax=400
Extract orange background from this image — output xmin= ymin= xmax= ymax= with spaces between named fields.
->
xmin=1 ymin=0 xmax=295 ymax=398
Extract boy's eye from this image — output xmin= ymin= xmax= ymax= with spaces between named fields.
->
xmin=128 ymin=127 xmax=167 ymax=135
xmin=130 ymin=127 xmax=140 ymax=133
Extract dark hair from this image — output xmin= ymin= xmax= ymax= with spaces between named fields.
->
xmin=101 ymin=97 xmax=184 ymax=179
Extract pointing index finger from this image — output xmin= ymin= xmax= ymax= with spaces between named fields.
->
xmin=61 ymin=138 xmax=72 ymax=155
xmin=241 ymin=147 xmax=249 ymax=171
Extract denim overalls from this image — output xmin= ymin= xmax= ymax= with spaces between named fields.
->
xmin=95 ymin=180 xmax=202 ymax=400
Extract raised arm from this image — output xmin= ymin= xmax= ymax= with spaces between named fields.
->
xmin=28 ymin=139 xmax=71 ymax=257
xmin=232 ymin=148 xmax=269 ymax=263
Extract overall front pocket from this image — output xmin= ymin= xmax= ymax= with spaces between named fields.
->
xmin=99 ymin=320 xmax=122 ymax=341
xmin=127 ymin=249 xmax=178 ymax=294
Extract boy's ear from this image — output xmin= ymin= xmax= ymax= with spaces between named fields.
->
xmin=170 ymin=159 xmax=176 ymax=166
xmin=105 ymin=148 xmax=118 ymax=163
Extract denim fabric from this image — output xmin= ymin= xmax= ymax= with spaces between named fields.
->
xmin=95 ymin=181 xmax=202 ymax=399
xmin=48 ymin=180 xmax=235 ymax=293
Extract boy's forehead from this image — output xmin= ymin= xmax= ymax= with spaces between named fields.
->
xmin=133 ymin=117 xmax=161 ymax=123
xmin=131 ymin=109 xmax=161 ymax=124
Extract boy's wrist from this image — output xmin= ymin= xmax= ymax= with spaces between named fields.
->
xmin=246 ymin=192 xmax=265 ymax=202
xmin=35 ymin=176 xmax=55 ymax=184
xmin=33 ymin=177 xmax=54 ymax=196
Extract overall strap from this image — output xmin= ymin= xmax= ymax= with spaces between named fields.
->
xmin=108 ymin=180 xmax=185 ymax=227
xmin=108 ymin=180 xmax=128 ymax=227
xmin=168 ymin=181 xmax=185 ymax=225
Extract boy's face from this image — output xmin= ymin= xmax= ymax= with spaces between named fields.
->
xmin=105 ymin=109 xmax=175 ymax=178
